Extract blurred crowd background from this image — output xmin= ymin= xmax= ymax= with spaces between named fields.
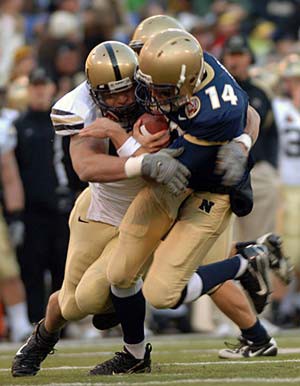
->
xmin=0 ymin=0 xmax=300 ymax=342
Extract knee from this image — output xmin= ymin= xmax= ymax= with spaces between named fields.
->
xmin=48 ymin=291 xmax=60 ymax=311
xmin=143 ymin=279 xmax=179 ymax=309
xmin=59 ymin=293 xmax=87 ymax=321
xmin=75 ymin=280 xmax=110 ymax=315
xmin=107 ymin=268 xmax=136 ymax=289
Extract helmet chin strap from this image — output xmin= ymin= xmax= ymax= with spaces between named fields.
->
xmin=104 ymin=111 xmax=119 ymax=122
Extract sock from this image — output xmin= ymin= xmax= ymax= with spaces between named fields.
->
xmin=125 ymin=341 xmax=145 ymax=359
xmin=6 ymin=302 xmax=32 ymax=342
xmin=241 ymin=318 xmax=270 ymax=345
xmin=177 ymin=255 xmax=248 ymax=306
xmin=111 ymin=279 xmax=145 ymax=346
xmin=38 ymin=320 xmax=60 ymax=344
xmin=183 ymin=273 xmax=203 ymax=304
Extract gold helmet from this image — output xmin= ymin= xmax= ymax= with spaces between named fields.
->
xmin=136 ymin=29 xmax=204 ymax=113
xmin=85 ymin=41 xmax=139 ymax=125
xmin=129 ymin=15 xmax=185 ymax=54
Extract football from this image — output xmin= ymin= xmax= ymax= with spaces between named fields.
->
xmin=138 ymin=112 xmax=169 ymax=135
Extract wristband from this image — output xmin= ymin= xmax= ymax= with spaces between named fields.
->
xmin=233 ymin=133 xmax=252 ymax=152
xmin=124 ymin=154 xmax=146 ymax=178
xmin=117 ymin=136 xmax=142 ymax=157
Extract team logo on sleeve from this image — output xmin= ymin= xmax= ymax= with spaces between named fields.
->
xmin=185 ymin=96 xmax=201 ymax=119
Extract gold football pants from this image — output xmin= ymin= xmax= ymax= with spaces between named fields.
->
xmin=106 ymin=185 xmax=232 ymax=309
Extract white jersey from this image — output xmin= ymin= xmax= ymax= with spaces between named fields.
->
xmin=0 ymin=108 xmax=18 ymax=154
xmin=51 ymin=81 xmax=145 ymax=226
xmin=272 ymin=97 xmax=300 ymax=186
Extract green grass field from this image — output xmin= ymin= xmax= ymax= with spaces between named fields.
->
xmin=1 ymin=332 xmax=300 ymax=386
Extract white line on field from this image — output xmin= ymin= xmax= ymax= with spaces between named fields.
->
xmin=2 ymin=358 xmax=300 ymax=373
xmin=9 ymin=377 xmax=300 ymax=386
xmin=1 ymin=347 xmax=299 ymax=360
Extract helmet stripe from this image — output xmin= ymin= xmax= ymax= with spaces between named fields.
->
xmin=104 ymin=43 xmax=122 ymax=81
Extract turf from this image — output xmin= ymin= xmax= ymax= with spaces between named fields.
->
xmin=1 ymin=332 xmax=300 ymax=386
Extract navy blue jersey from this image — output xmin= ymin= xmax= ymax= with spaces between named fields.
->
xmin=168 ymin=52 xmax=250 ymax=191
xmin=168 ymin=52 xmax=249 ymax=142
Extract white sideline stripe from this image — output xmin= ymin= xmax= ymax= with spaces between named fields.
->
xmin=3 ymin=358 xmax=300 ymax=373
xmin=1 ymin=347 xmax=299 ymax=360
xmin=10 ymin=378 xmax=300 ymax=386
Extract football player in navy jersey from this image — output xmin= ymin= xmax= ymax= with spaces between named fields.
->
xmin=76 ymin=29 xmax=288 ymax=373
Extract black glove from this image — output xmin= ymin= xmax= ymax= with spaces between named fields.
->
xmin=6 ymin=210 xmax=25 ymax=248
xmin=141 ymin=147 xmax=191 ymax=195
xmin=215 ymin=141 xmax=248 ymax=186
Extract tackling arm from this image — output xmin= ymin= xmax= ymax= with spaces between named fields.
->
xmin=70 ymin=135 xmax=128 ymax=182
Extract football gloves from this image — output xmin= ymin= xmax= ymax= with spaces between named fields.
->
xmin=216 ymin=141 xmax=248 ymax=186
xmin=141 ymin=147 xmax=191 ymax=195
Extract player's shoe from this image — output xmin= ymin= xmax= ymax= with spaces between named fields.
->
xmin=11 ymin=320 xmax=58 ymax=377
xmin=256 ymin=233 xmax=293 ymax=284
xmin=218 ymin=336 xmax=278 ymax=358
xmin=92 ymin=312 xmax=120 ymax=330
xmin=238 ymin=245 xmax=272 ymax=314
xmin=89 ymin=343 xmax=152 ymax=375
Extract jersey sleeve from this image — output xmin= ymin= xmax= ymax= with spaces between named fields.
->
xmin=51 ymin=107 xmax=84 ymax=136
xmin=51 ymin=81 xmax=95 ymax=136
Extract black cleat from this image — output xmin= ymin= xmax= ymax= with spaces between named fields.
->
xmin=89 ymin=343 xmax=152 ymax=375
xmin=11 ymin=320 xmax=58 ymax=377
xmin=256 ymin=233 xmax=294 ymax=285
xmin=92 ymin=312 xmax=120 ymax=331
xmin=219 ymin=336 xmax=278 ymax=358
xmin=238 ymin=245 xmax=272 ymax=314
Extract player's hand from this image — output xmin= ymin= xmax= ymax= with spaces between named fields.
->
xmin=6 ymin=211 xmax=25 ymax=248
xmin=79 ymin=118 xmax=123 ymax=139
xmin=215 ymin=141 xmax=248 ymax=186
xmin=141 ymin=147 xmax=191 ymax=195
xmin=133 ymin=118 xmax=170 ymax=153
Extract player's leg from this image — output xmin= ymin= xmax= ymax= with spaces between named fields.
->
xmin=0 ymin=209 xmax=32 ymax=342
xmin=11 ymin=188 xmax=119 ymax=377
xmin=143 ymin=191 xmax=271 ymax=309
xmin=143 ymin=191 xmax=233 ymax=308
xmin=201 ymin=227 xmax=277 ymax=358
xmin=212 ymin=282 xmax=277 ymax=358
xmin=95 ymin=185 xmax=189 ymax=375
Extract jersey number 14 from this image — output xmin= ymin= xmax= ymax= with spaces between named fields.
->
xmin=205 ymin=84 xmax=238 ymax=109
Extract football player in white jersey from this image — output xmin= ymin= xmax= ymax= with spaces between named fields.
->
xmin=273 ymin=54 xmax=300 ymax=314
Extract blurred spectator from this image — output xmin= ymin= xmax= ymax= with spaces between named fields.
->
xmin=0 ymin=0 xmax=25 ymax=87
xmin=251 ymin=0 xmax=300 ymax=40
xmin=51 ymin=42 xmax=85 ymax=99
xmin=13 ymin=68 xmax=80 ymax=323
xmin=191 ymin=20 xmax=215 ymax=52
xmin=5 ymin=76 xmax=29 ymax=113
xmin=272 ymin=55 xmax=300 ymax=326
xmin=222 ymin=35 xmax=280 ymax=242
xmin=0 ymin=88 xmax=32 ymax=341
xmin=210 ymin=8 xmax=246 ymax=58
xmin=10 ymin=45 xmax=37 ymax=81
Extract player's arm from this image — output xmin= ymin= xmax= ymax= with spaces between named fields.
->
xmin=0 ymin=149 xmax=24 ymax=212
xmin=216 ymin=105 xmax=260 ymax=186
xmin=70 ymin=134 xmax=190 ymax=195
xmin=70 ymin=134 xmax=128 ymax=182
xmin=241 ymin=104 xmax=260 ymax=149
xmin=79 ymin=117 xmax=170 ymax=155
